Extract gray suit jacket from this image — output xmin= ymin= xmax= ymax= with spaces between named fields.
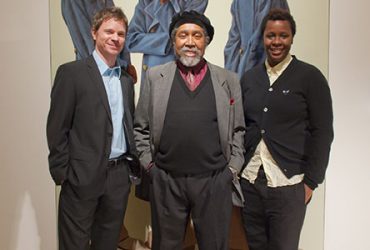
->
xmin=134 ymin=61 xmax=245 ymax=206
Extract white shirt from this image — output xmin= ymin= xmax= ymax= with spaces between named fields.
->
xmin=241 ymin=54 xmax=304 ymax=187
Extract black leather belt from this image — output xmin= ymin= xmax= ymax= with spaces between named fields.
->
xmin=107 ymin=153 xmax=142 ymax=184
xmin=108 ymin=154 xmax=128 ymax=168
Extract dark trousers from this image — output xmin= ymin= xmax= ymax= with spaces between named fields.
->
xmin=241 ymin=168 xmax=306 ymax=250
xmin=58 ymin=162 xmax=131 ymax=250
xmin=150 ymin=167 xmax=233 ymax=250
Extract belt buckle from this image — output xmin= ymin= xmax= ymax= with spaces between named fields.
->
xmin=109 ymin=158 xmax=119 ymax=167
xmin=113 ymin=158 xmax=119 ymax=166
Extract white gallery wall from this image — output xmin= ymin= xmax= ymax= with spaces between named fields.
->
xmin=0 ymin=0 xmax=56 ymax=250
xmin=325 ymin=0 xmax=370 ymax=249
xmin=1 ymin=0 xmax=369 ymax=249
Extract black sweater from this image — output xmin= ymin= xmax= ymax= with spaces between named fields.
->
xmin=156 ymin=69 xmax=227 ymax=174
xmin=240 ymin=56 xmax=334 ymax=189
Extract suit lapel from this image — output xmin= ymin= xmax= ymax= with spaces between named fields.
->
xmin=86 ymin=56 xmax=112 ymax=123
xmin=120 ymin=73 xmax=130 ymax=116
xmin=208 ymin=63 xmax=230 ymax=155
xmin=120 ymin=73 xmax=136 ymax=152
xmin=120 ymin=72 xmax=134 ymax=133
xmin=152 ymin=62 xmax=176 ymax=147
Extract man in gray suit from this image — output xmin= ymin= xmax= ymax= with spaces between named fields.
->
xmin=134 ymin=11 xmax=245 ymax=250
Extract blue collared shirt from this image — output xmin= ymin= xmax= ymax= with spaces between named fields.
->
xmin=93 ymin=50 xmax=126 ymax=159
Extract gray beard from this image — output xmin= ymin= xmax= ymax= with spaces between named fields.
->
xmin=176 ymin=46 xmax=203 ymax=67
xmin=178 ymin=55 xmax=201 ymax=67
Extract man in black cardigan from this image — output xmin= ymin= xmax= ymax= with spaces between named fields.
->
xmin=240 ymin=9 xmax=333 ymax=250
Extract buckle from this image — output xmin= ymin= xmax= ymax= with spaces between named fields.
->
xmin=108 ymin=157 xmax=123 ymax=167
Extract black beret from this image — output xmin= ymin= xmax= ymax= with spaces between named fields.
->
xmin=169 ymin=10 xmax=214 ymax=43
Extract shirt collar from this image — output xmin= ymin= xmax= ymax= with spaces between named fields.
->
xmin=176 ymin=58 xmax=207 ymax=75
xmin=265 ymin=53 xmax=293 ymax=76
xmin=93 ymin=50 xmax=121 ymax=78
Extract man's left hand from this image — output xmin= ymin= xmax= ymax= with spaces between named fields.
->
xmin=304 ymin=183 xmax=313 ymax=204
xmin=126 ymin=64 xmax=137 ymax=84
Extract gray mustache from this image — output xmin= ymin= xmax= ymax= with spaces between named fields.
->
xmin=179 ymin=47 xmax=201 ymax=53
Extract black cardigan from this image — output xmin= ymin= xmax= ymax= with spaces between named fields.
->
xmin=240 ymin=56 xmax=334 ymax=189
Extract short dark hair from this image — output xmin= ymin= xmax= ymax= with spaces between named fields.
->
xmin=260 ymin=8 xmax=296 ymax=36
xmin=92 ymin=7 xmax=128 ymax=32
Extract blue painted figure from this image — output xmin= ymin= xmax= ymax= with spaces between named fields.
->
xmin=224 ymin=0 xmax=289 ymax=78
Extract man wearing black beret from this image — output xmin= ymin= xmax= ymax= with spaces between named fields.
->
xmin=134 ymin=10 xmax=245 ymax=250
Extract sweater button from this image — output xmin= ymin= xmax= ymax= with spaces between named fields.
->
xmin=261 ymin=129 xmax=266 ymax=134
xmin=268 ymin=87 xmax=273 ymax=92
xmin=263 ymin=107 xmax=268 ymax=112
